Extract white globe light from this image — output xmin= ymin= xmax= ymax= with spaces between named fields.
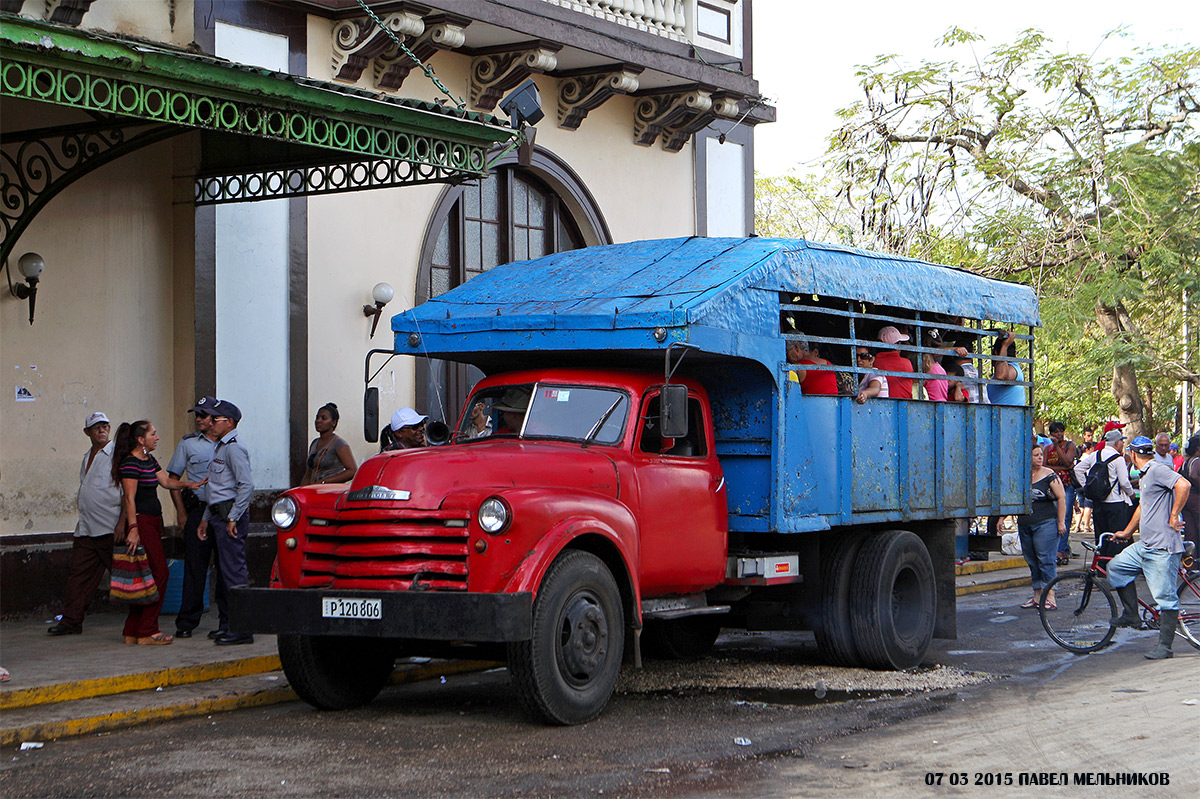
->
xmin=371 ymin=282 xmax=394 ymax=305
xmin=17 ymin=252 xmax=44 ymax=279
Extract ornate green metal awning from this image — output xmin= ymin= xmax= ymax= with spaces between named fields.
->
xmin=0 ymin=14 xmax=514 ymax=261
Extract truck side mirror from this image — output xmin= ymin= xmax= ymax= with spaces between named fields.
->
xmin=364 ymin=387 xmax=379 ymax=443
xmin=661 ymin=384 xmax=689 ymax=439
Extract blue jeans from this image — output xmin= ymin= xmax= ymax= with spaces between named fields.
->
xmin=1106 ymin=543 xmax=1183 ymax=611
xmin=1057 ymin=483 xmax=1076 ymax=555
xmin=1018 ymin=517 xmax=1059 ymax=590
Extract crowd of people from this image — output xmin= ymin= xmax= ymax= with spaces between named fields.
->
xmin=785 ymin=322 xmax=1025 ymax=405
xmin=1011 ymin=420 xmax=1197 ymax=660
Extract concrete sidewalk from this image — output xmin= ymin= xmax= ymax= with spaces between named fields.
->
xmin=0 ymin=611 xmax=490 ymax=748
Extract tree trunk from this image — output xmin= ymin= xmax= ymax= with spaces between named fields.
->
xmin=1096 ymin=302 xmax=1148 ymax=437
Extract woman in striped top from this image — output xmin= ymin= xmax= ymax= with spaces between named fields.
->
xmin=112 ymin=420 xmax=203 ymax=645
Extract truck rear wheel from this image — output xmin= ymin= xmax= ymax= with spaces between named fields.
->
xmin=850 ymin=530 xmax=935 ymax=670
xmin=278 ymin=634 xmax=396 ymax=710
xmin=643 ymin=616 xmax=722 ymax=660
xmin=507 ymin=550 xmax=624 ymax=725
xmin=814 ymin=533 xmax=865 ymax=667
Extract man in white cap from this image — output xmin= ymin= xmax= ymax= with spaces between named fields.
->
xmin=386 ymin=408 xmax=428 ymax=449
xmin=47 ymin=412 xmax=127 ymax=635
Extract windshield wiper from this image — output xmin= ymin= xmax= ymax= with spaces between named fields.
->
xmin=582 ymin=397 xmax=624 ymax=446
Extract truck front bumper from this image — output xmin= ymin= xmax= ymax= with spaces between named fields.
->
xmin=229 ymin=587 xmax=532 ymax=642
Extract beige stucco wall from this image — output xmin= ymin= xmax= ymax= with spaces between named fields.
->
xmin=8 ymin=0 xmax=194 ymax=47
xmin=304 ymin=17 xmax=697 ymax=467
xmin=0 ymin=101 xmax=188 ymax=535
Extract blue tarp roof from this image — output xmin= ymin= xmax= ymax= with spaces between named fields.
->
xmin=392 ymin=237 xmax=1040 ymax=363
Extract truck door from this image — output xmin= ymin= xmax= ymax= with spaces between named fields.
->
xmin=634 ymin=392 xmax=727 ymax=595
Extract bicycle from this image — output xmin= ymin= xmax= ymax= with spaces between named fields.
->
xmin=1039 ymin=534 xmax=1200 ymax=654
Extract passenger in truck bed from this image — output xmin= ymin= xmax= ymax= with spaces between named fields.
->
xmin=873 ymin=326 xmax=915 ymax=399
xmin=785 ymin=337 xmax=837 ymax=395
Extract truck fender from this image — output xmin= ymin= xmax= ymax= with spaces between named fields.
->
xmin=497 ymin=490 xmax=642 ymax=626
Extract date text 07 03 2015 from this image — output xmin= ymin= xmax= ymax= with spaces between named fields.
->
xmin=924 ymin=772 xmax=1171 ymax=786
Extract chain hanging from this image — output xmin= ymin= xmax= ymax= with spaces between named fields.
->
xmin=353 ymin=0 xmax=465 ymax=109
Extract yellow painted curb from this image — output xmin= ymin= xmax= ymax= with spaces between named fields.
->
xmin=1 ymin=660 xmax=499 ymax=747
xmin=955 ymin=557 xmax=1027 ymax=576
xmin=0 ymin=655 xmax=282 ymax=710
xmin=956 ymin=576 xmax=1031 ymax=596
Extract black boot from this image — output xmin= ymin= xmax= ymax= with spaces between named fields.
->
xmin=1114 ymin=584 xmax=1141 ymax=628
xmin=1145 ymin=610 xmax=1177 ymax=659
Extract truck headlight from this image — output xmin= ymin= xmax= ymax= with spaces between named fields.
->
xmin=478 ymin=497 xmax=510 ymax=534
xmin=272 ymin=496 xmax=298 ymax=530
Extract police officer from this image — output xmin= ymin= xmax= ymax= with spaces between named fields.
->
xmin=197 ymin=399 xmax=255 ymax=646
xmin=167 ymin=397 xmax=225 ymax=639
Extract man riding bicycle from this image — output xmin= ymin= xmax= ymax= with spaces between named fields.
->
xmin=1109 ymin=435 xmax=1192 ymax=659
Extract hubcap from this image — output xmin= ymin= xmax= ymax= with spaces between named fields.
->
xmin=557 ymin=590 xmax=609 ymax=687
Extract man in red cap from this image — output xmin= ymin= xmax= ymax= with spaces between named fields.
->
xmin=1074 ymin=423 xmax=1134 ymax=544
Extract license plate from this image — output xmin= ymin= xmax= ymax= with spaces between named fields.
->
xmin=321 ymin=597 xmax=382 ymax=620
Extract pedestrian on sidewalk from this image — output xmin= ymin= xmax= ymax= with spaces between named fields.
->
xmin=299 ymin=402 xmax=357 ymax=486
xmin=1018 ymin=442 xmax=1066 ymax=610
xmin=1073 ymin=423 xmax=1134 ymax=545
xmin=1180 ymin=433 xmax=1200 ymax=575
xmin=1044 ymin=421 xmax=1078 ymax=565
xmin=47 ymin=412 xmax=127 ymax=636
xmin=114 ymin=420 xmax=204 ymax=646
xmin=166 ymin=397 xmax=225 ymax=640
xmin=198 ymin=400 xmax=255 ymax=646
xmin=1108 ymin=436 xmax=1192 ymax=659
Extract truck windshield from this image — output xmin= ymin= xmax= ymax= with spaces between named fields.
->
xmin=458 ymin=384 xmax=629 ymax=444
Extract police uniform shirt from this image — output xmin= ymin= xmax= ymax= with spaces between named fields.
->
xmin=166 ymin=432 xmax=217 ymax=503
xmin=202 ymin=430 xmax=254 ymax=523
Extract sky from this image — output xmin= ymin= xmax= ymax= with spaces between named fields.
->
xmin=751 ymin=1 xmax=1200 ymax=176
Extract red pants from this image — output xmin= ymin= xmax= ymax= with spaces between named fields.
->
xmin=122 ymin=514 xmax=168 ymax=638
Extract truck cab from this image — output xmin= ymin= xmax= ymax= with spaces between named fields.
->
xmin=233 ymin=237 xmax=1039 ymax=725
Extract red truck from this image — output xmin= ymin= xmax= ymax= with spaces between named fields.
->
xmin=231 ymin=237 xmax=1039 ymax=724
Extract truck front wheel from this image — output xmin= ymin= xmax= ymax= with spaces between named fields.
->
xmin=849 ymin=530 xmax=936 ymax=670
xmin=507 ymin=550 xmax=625 ymax=725
xmin=278 ymin=634 xmax=397 ymax=710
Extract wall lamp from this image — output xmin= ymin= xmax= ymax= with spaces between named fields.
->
xmin=4 ymin=252 xmax=44 ymax=325
xmin=363 ymin=282 xmax=394 ymax=338
xmin=499 ymin=78 xmax=543 ymax=166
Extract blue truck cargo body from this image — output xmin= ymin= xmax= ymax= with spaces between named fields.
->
xmin=392 ymin=237 xmax=1039 ymax=537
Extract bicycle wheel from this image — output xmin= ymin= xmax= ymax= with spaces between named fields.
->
xmin=1040 ymin=571 xmax=1117 ymax=654
xmin=1176 ymin=612 xmax=1200 ymax=651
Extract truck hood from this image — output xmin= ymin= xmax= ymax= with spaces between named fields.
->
xmin=341 ymin=440 xmax=620 ymax=510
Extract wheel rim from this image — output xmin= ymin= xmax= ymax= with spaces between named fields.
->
xmin=555 ymin=588 xmax=610 ymax=688
xmin=890 ymin=565 xmax=924 ymax=640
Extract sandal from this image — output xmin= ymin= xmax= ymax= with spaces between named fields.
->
xmin=137 ymin=633 xmax=173 ymax=646
xmin=1057 ymin=555 xmax=1069 ymax=566
xmin=1019 ymin=599 xmax=1039 ymax=609
xmin=1043 ymin=601 xmax=1057 ymax=611
xmin=0 ymin=667 xmax=10 ymax=683
xmin=124 ymin=636 xmax=137 ymax=645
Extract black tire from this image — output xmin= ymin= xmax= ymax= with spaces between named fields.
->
xmin=849 ymin=530 xmax=936 ymax=670
xmin=278 ymin=634 xmax=397 ymax=710
xmin=1039 ymin=571 xmax=1117 ymax=654
xmin=814 ymin=533 xmax=865 ymax=667
xmin=507 ymin=551 xmax=624 ymax=725
xmin=642 ymin=616 xmax=722 ymax=660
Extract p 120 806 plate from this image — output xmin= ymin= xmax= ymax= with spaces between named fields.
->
xmin=321 ymin=597 xmax=382 ymax=620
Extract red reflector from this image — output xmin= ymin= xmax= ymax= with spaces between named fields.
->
xmin=774 ymin=562 xmax=790 ymax=574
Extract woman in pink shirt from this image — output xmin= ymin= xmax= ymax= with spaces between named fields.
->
xmin=922 ymin=352 xmax=948 ymax=401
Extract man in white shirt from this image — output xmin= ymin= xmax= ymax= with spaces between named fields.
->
xmin=1073 ymin=426 xmax=1135 ymax=545
xmin=47 ymin=412 xmax=126 ymax=635
xmin=1152 ymin=433 xmax=1175 ymax=469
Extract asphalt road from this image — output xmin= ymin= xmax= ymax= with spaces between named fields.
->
xmin=3 ymin=584 xmax=1197 ymax=799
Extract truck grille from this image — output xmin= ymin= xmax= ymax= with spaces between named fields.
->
xmin=299 ymin=516 xmax=469 ymax=591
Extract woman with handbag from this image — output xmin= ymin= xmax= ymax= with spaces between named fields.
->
xmin=112 ymin=420 xmax=203 ymax=645
xmin=299 ymin=402 xmax=357 ymax=486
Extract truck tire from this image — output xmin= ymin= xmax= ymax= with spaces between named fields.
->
xmin=278 ymin=634 xmax=396 ymax=710
xmin=643 ymin=616 xmax=722 ymax=660
xmin=849 ymin=530 xmax=935 ymax=670
xmin=814 ymin=533 xmax=864 ymax=667
xmin=507 ymin=550 xmax=624 ymax=725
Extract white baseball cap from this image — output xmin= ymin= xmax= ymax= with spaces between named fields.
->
xmin=877 ymin=326 xmax=910 ymax=345
xmin=84 ymin=412 xmax=110 ymax=428
xmin=390 ymin=407 xmax=428 ymax=431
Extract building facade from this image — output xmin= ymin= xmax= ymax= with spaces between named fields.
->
xmin=0 ymin=0 xmax=770 ymax=608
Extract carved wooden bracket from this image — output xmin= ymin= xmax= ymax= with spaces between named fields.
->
xmin=44 ymin=0 xmax=98 ymax=26
xmin=331 ymin=7 xmax=426 ymax=84
xmin=374 ymin=14 xmax=470 ymax=91
xmin=634 ymin=89 xmax=712 ymax=151
xmin=469 ymin=43 xmax=561 ymax=112
xmin=557 ymin=66 xmax=643 ymax=131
